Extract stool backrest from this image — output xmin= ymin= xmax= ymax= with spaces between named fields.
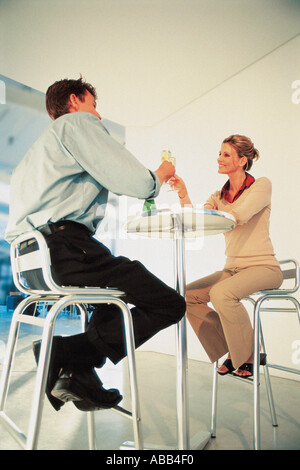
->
xmin=11 ymin=230 xmax=65 ymax=295
xmin=277 ymin=259 xmax=299 ymax=294
xmin=10 ymin=230 xmax=124 ymax=297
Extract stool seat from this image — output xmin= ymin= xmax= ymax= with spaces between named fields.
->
xmin=0 ymin=230 xmax=143 ymax=450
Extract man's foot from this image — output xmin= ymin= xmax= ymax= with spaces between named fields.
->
xmin=51 ymin=368 xmax=122 ymax=410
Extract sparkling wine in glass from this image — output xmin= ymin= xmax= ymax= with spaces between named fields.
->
xmin=161 ymin=150 xmax=176 ymax=190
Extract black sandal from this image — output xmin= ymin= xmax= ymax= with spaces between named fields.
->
xmin=233 ymin=353 xmax=267 ymax=379
xmin=217 ymin=358 xmax=235 ymax=376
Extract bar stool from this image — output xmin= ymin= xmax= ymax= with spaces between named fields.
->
xmin=0 ymin=230 xmax=143 ymax=450
xmin=211 ymin=259 xmax=300 ymax=450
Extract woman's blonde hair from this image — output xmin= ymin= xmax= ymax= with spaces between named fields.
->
xmin=223 ymin=134 xmax=259 ymax=171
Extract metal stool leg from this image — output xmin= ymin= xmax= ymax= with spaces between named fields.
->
xmin=211 ymin=361 xmax=218 ymax=438
xmin=253 ymin=301 xmax=262 ymax=450
xmin=76 ymin=304 xmax=96 ymax=450
xmin=117 ymin=300 xmax=143 ymax=450
xmin=263 ymin=366 xmax=278 ymax=427
xmin=259 ymin=322 xmax=278 ymax=427
xmin=26 ymin=300 xmax=70 ymax=449
xmin=86 ymin=411 xmax=96 ymax=450
xmin=0 ymin=296 xmax=40 ymax=414
xmin=0 ymin=296 xmax=60 ymax=449
xmin=50 ymin=296 xmax=143 ymax=451
xmin=72 ymin=298 xmax=143 ymax=450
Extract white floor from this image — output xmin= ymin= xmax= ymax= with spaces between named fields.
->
xmin=0 ymin=310 xmax=299 ymax=451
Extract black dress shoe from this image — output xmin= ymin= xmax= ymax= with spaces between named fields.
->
xmin=51 ymin=368 xmax=122 ymax=410
xmin=32 ymin=339 xmax=64 ymax=411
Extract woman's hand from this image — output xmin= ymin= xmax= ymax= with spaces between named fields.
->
xmin=169 ymin=174 xmax=187 ymax=197
xmin=169 ymin=174 xmax=192 ymax=206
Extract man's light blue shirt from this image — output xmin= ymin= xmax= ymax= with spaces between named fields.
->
xmin=5 ymin=112 xmax=160 ymax=242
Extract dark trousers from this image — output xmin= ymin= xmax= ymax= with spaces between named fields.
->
xmin=37 ymin=222 xmax=186 ymax=364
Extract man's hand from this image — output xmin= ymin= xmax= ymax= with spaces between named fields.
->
xmin=154 ymin=161 xmax=176 ymax=185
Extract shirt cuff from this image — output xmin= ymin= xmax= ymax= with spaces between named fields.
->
xmin=148 ymin=170 xmax=161 ymax=198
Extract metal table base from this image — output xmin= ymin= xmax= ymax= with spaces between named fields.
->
xmin=124 ymin=208 xmax=236 ymax=450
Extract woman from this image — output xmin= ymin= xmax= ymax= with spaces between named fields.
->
xmin=170 ymin=135 xmax=283 ymax=377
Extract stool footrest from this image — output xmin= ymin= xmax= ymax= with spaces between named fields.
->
xmin=0 ymin=411 xmax=27 ymax=449
xmin=112 ymin=405 xmax=141 ymax=421
xmin=266 ymin=363 xmax=300 ymax=375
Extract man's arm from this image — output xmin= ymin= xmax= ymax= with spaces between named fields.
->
xmin=154 ymin=161 xmax=176 ymax=185
xmin=64 ymin=113 xmax=174 ymax=199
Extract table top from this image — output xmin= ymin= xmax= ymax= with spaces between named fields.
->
xmin=126 ymin=207 xmax=236 ymax=239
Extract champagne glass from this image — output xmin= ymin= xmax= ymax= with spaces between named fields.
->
xmin=161 ymin=150 xmax=176 ymax=190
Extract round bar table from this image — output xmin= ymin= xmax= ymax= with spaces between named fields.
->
xmin=125 ymin=207 xmax=236 ymax=450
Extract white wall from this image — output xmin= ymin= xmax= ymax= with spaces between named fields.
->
xmin=118 ymin=35 xmax=300 ymax=379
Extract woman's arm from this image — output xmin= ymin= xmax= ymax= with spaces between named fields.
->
xmin=169 ymin=175 xmax=193 ymax=207
xmin=203 ymin=193 xmax=218 ymax=210
xmin=226 ymin=178 xmax=272 ymax=225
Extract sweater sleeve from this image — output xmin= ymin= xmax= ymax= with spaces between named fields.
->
xmin=203 ymin=191 xmax=221 ymax=209
xmin=226 ymin=178 xmax=272 ymax=225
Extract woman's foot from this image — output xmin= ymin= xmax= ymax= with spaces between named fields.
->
xmin=217 ymin=355 xmax=235 ymax=375
xmin=233 ymin=362 xmax=253 ymax=378
xmin=233 ymin=353 xmax=267 ymax=378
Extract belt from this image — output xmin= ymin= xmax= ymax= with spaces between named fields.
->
xmin=20 ymin=223 xmax=67 ymax=250
xmin=39 ymin=223 xmax=69 ymax=236
xmin=19 ymin=221 xmax=91 ymax=250
xmin=19 ymin=222 xmax=74 ymax=250
xmin=40 ymin=220 xmax=91 ymax=236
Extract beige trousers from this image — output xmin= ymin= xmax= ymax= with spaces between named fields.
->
xmin=186 ymin=265 xmax=283 ymax=369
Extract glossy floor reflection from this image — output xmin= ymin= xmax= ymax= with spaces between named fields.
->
xmin=0 ymin=309 xmax=299 ymax=450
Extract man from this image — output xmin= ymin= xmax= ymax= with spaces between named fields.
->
xmin=5 ymin=77 xmax=186 ymax=412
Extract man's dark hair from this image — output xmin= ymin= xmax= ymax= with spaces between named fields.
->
xmin=45 ymin=76 xmax=97 ymax=119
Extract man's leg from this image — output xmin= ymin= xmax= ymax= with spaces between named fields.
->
xmin=46 ymin=226 xmax=185 ymax=364
xmin=43 ymin=224 xmax=185 ymax=407
xmin=86 ymin=257 xmax=186 ymax=364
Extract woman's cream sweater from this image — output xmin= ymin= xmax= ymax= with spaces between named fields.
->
xmin=204 ymin=177 xmax=280 ymax=269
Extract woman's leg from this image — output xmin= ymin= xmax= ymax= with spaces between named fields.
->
xmin=210 ymin=265 xmax=283 ymax=370
xmin=186 ymin=270 xmax=232 ymax=363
